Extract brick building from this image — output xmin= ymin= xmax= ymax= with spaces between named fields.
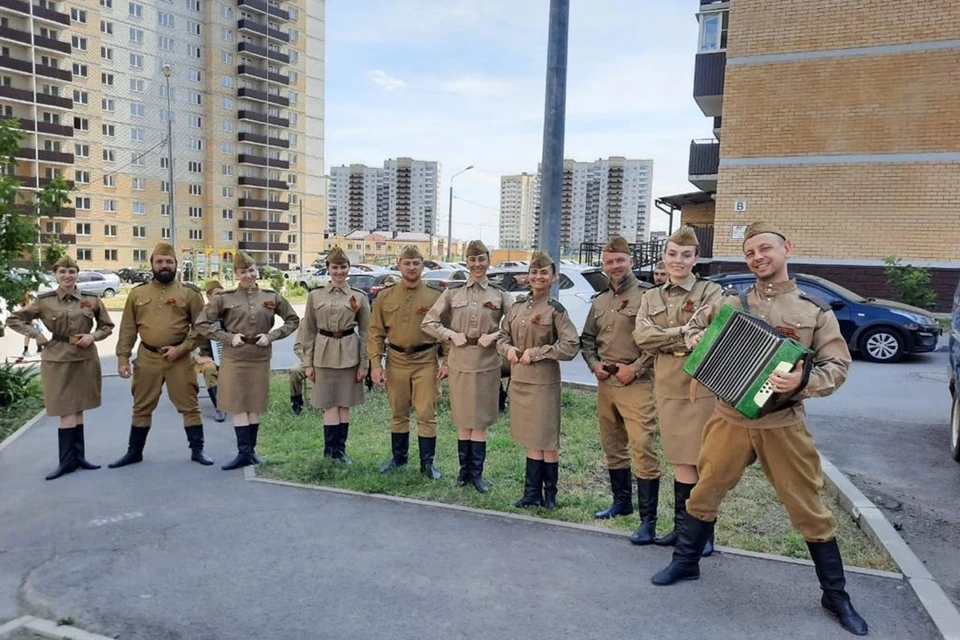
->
xmin=659 ymin=0 xmax=960 ymax=309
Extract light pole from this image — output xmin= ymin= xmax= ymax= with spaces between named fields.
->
xmin=446 ymin=165 xmax=473 ymax=261
xmin=163 ymin=65 xmax=176 ymax=260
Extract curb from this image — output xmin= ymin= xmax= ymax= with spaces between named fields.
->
xmin=820 ymin=456 xmax=960 ymax=640
xmin=0 ymin=409 xmax=46 ymax=455
xmin=0 ymin=615 xmax=113 ymax=640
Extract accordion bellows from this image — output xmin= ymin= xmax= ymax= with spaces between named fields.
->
xmin=684 ymin=305 xmax=810 ymax=419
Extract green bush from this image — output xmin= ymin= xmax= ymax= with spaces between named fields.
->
xmin=883 ymin=257 xmax=938 ymax=310
xmin=0 ymin=362 xmax=40 ymax=408
xmin=285 ymin=284 xmax=306 ymax=297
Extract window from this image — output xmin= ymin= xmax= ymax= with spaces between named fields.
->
xmin=133 ymin=249 xmax=147 ymax=262
xmin=103 ymin=149 xmax=115 ymax=162
xmin=187 ymin=0 xmax=200 ymax=11
xmin=160 ymin=109 xmax=173 ymax=122
xmin=99 ymin=20 xmax=112 ymax=34
xmin=128 ymin=2 xmax=142 ymax=18
xmin=223 ymin=231 xmax=234 ymax=242
xmin=73 ymin=116 xmax=89 ymax=131
xmin=220 ymin=28 xmax=233 ymax=42
xmin=289 ymin=91 xmax=298 ymax=105
xmin=289 ymin=50 xmax=298 ymax=64
xmin=74 ymin=143 xmax=89 ymax=158
xmin=188 ymin=161 xmax=203 ymax=173
xmin=288 ymin=112 xmax=297 ymax=125
xmin=76 ymin=197 xmax=91 ymax=210
xmin=101 ymin=72 xmax=114 ymax=86
xmin=102 ymin=123 xmax=115 ymax=137
xmin=189 ymin=68 xmax=202 ymax=82
xmin=160 ymin=83 xmax=172 ymax=99
xmin=129 ymin=27 xmax=144 ymax=43
xmin=188 ymin=206 xmax=202 ymax=218
xmin=189 ymin=229 xmax=203 ymax=241
xmin=158 ymin=11 xmax=174 ymax=27
xmin=129 ymin=78 xmax=144 ymax=92
xmin=160 ymin=157 xmax=169 ymax=169
xmin=187 ymin=21 xmax=200 ymax=35
xmin=189 ymin=138 xmax=202 ymax=151
xmin=220 ymin=4 xmax=233 ymax=18
xmin=133 ymin=225 xmax=146 ymax=238
xmin=161 ymin=228 xmax=171 ymax=239
xmin=129 ymin=53 xmax=143 ymax=68
xmin=190 ymin=91 xmax=202 ymax=106
xmin=161 ymin=181 xmax=170 ymax=193
xmin=698 ymin=9 xmax=729 ymax=53
xmin=100 ymin=46 xmax=113 ymax=61
xmin=288 ymin=71 xmax=298 ymax=84
xmin=130 ymin=102 xmax=145 ymax=118
xmin=222 ymin=208 xmax=234 ymax=220
xmin=288 ymin=28 xmax=298 ymax=42
xmin=221 ymin=96 xmax=233 ymax=109
xmin=76 ymin=223 xmax=91 ymax=235
xmin=103 ymin=174 xmax=116 ymax=187
xmin=75 ymin=170 xmax=90 ymax=184
xmin=288 ymin=153 xmax=297 ymax=166
xmin=71 ymin=8 xmax=87 ymax=22
xmin=220 ymin=75 xmax=233 ymax=88
xmin=288 ymin=234 xmax=297 ymax=244
xmin=72 ymin=36 xmax=87 ymax=50
xmin=221 ymin=50 xmax=233 ymax=64
xmin=189 ymin=115 xmax=202 ymax=128
xmin=221 ymin=164 xmax=233 ymax=176
xmin=104 ymin=249 xmax=118 ymax=261
xmin=131 ymin=152 xmax=143 ymax=167
xmin=222 ymin=186 xmax=234 ymax=197
xmin=72 ymin=63 xmax=88 ymax=78
xmin=73 ymin=90 xmax=88 ymax=104
xmin=103 ymin=201 xmax=117 ymax=214
xmin=77 ymin=249 xmax=92 ymax=261
xmin=188 ymin=183 xmax=202 ymax=196
xmin=99 ymin=0 xmax=111 ymax=7
xmin=131 ymin=127 xmax=144 ymax=142
xmin=221 ymin=142 xmax=234 ymax=154
xmin=102 ymin=98 xmax=114 ymax=111
xmin=188 ymin=45 xmax=202 ymax=59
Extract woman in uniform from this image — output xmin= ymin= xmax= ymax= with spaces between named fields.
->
xmin=301 ymin=247 xmax=370 ymax=464
xmin=497 ymin=251 xmax=579 ymax=509
xmin=633 ymin=226 xmax=722 ymax=554
xmin=422 ymin=240 xmax=513 ymax=493
xmin=197 ymin=252 xmax=299 ymax=470
xmin=6 ymin=255 xmax=114 ymax=480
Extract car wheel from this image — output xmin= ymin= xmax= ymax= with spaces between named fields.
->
xmin=951 ymin=394 xmax=960 ymax=463
xmin=102 ymin=288 xmax=116 ymax=298
xmin=859 ymin=327 xmax=905 ymax=363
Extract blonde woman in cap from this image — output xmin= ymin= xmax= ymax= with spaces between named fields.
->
xmin=422 ymin=239 xmax=513 ymax=493
xmin=301 ymin=247 xmax=370 ymax=464
xmin=111 ymin=242 xmax=214 ymax=468
xmin=6 ymin=255 xmax=114 ymax=480
xmin=197 ymin=252 xmax=299 ymax=470
xmin=497 ymin=251 xmax=579 ymax=508
xmin=634 ymin=226 xmax=722 ymax=554
xmin=194 ymin=280 xmax=226 ymax=423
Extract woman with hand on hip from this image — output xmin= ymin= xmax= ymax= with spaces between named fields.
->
xmin=301 ymin=247 xmax=370 ymax=464
xmin=422 ymin=240 xmax=513 ymax=493
xmin=497 ymin=251 xmax=579 ymax=509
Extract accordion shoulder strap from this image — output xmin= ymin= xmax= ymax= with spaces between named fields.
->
xmin=738 ymin=287 xmax=752 ymax=313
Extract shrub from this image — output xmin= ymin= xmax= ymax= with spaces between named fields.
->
xmin=0 ymin=362 xmax=40 ymax=408
xmin=285 ymin=284 xmax=306 ymax=297
xmin=883 ymin=257 xmax=938 ymax=310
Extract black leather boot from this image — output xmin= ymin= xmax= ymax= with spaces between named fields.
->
xmin=514 ymin=458 xmax=544 ymax=507
xmin=808 ymin=539 xmax=869 ymax=636
xmin=455 ymin=439 xmax=471 ymax=486
xmin=542 ymin=461 xmax=559 ymax=510
xmin=46 ymin=428 xmax=79 ymax=480
xmin=332 ymin=423 xmax=352 ymax=465
xmin=184 ymin=425 xmax=214 ymax=465
xmin=595 ymin=468 xmax=634 ymax=519
xmin=221 ymin=425 xmax=254 ymax=470
xmin=469 ymin=441 xmax=490 ymax=493
xmin=74 ymin=424 xmax=100 ymax=470
xmin=209 ymin=387 xmax=226 ymax=423
xmin=323 ymin=424 xmax=336 ymax=458
xmin=108 ymin=426 xmax=150 ymax=468
xmin=291 ymin=395 xmax=304 ymax=416
xmin=651 ymin=512 xmax=715 ymax=586
xmin=630 ymin=477 xmax=660 ymax=545
xmin=380 ymin=432 xmax=409 ymax=472
xmin=655 ymin=480 xmax=695 ymax=546
xmin=498 ymin=382 xmax=507 ymax=413
xmin=418 ymin=436 xmax=441 ymax=480
xmin=249 ymin=423 xmax=263 ymax=465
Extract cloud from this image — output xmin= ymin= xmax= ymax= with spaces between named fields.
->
xmin=366 ymin=70 xmax=406 ymax=91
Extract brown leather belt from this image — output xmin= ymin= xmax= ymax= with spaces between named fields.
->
xmin=239 ymin=335 xmax=260 ymax=344
xmin=51 ymin=334 xmax=80 ymax=345
xmin=140 ymin=341 xmax=161 ymax=353
xmin=464 ymin=336 xmax=480 ymax=346
xmin=319 ymin=328 xmax=355 ymax=339
xmin=389 ymin=342 xmax=435 ymax=355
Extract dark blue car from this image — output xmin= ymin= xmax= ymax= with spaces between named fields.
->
xmin=709 ymin=273 xmax=941 ymax=364
xmin=948 ymin=277 xmax=960 ymax=462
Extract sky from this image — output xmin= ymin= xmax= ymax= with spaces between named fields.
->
xmin=323 ymin=0 xmax=709 ymax=247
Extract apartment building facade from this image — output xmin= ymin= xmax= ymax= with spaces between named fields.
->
xmin=326 ymin=158 xmax=440 ymax=237
xmin=498 ymin=172 xmax=538 ymax=250
xmin=669 ymin=0 xmax=960 ymax=308
xmin=0 ymin=0 xmax=325 ymax=273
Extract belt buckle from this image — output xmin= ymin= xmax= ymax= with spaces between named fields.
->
xmin=405 ymin=346 xmax=416 ymax=354
xmin=672 ymin=350 xmax=687 ymax=357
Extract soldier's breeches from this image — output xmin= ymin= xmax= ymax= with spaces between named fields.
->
xmin=596 ymin=380 xmax=660 ymax=479
xmin=131 ymin=351 xmax=201 ymax=427
xmin=289 ymin=363 xmax=306 ymax=397
xmin=386 ymin=358 xmax=438 ymax=437
xmin=687 ymin=414 xmax=837 ymax=542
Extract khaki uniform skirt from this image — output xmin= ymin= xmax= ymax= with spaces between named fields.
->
xmin=657 ymin=396 xmax=717 ymax=466
xmin=219 ymin=358 xmax=271 ymax=415
xmin=448 ymin=367 xmax=500 ymax=431
xmin=41 ymin=358 xmax=102 ymax=416
xmin=311 ymin=365 xmax=365 ymax=408
xmin=509 ymin=380 xmax=560 ymax=450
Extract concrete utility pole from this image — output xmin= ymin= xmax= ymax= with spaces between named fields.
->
xmin=163 ymin=65 xmax=176 ymax=259
xmin=537 ymin=0 xmax=570 ymax=291
xmin=446 ymin=165 xmax=473 ymax=262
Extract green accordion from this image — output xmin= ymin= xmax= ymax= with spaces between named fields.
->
xmin=683 ymin=304 xmax=811 ymax=419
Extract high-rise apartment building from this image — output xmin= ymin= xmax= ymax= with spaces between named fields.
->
xmin=535 ymin=156 xmax=653 ymax=252
xmin=662 ymin=0 xmax=960 ymax=308
xmin=0 ymin=0 xmax=325 ymax=273
xmin=498 ymin=173 xmax=538 ymax=250
xmin=326 ymin=158 xmax=439 ymax=236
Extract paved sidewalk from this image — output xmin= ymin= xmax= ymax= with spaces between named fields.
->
xmin=0 ymin=377 xmax=941 ymax=639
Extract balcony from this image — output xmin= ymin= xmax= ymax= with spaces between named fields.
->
xmin=237 ymin=131 xmax=290 ymax=148
xmin=238 ymin=0 xmax=290 ymax=21
xmin=38 ymin=176 xmax=74 ymax=189
xmin=693 ymin=51 xmax=725 ymax=117
xmin=0 ymin=25 xmax=31 ymax=46
xmin=33 ymin=33 xmax=70 ymax=54
xmin=238 ymin=17 xmax=289 ymax=41
xmin=32 ymin=3 xmax=71 ymax=26
xmin=40 ymin=232 xmax=76 ymax=244
xmin=238 ymin=219 xmax=290 ymax=231
xmin=688 ymin=139 xmax=720 ymax=192
xmin=17 ymin=118 xmax=72 ymax=137
xmin=35 ymin=91 xmax=72 ymax=109
xmin=0 ymin=55 xmax=31 ymax=74
xmin=237 ymin=109 xmax=289 ymax=128
xmin=35 ymin=62 xmax=71 ymax=81
xmin=239 ymin=198 xmax=289 ymax=211
xmin=238 ymin=241 xmax=290 ymax=252
xmin=16 ymin=148 xmax=74 ymax=164
xmin=15 ymin=203 xmax=77 ymax=217
xmin=238 ymin=153 xmax=290 ymax=169
xmin=238 ymin=175 xmax=289 ymax=189
xmin=237 ymin=86 xmax=290 ymax=107
xmin=237 ymin=41 xmax=289 ymax=64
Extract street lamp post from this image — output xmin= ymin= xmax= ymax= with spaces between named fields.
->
xmin=446 ymin=165 xmax=474 ymax=262
xmin=163 ymin=65 xmax=176 ymax=260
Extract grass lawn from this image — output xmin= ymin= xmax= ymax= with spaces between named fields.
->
xmin=0 ymin=394 xmax=44 ymax=443
xmin=255 ymin=375 xmax=894 ymax=571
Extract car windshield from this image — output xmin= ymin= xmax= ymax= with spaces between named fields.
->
xmin=806 ymin=276 xmax=867 ymax=303
xmin=347 ymin=275 xmax=374 ymax=289
xmin=581 ymin=270 xmax=610 ymax=292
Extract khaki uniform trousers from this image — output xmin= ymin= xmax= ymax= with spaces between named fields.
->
xmin=195 ymin=360 xmax=218 ymax=389
xmin=386 ymin=353 xmax=439 ymax=437
xmin=596 ymin=378 xmax=660 ymax=479
xmin=132 ymin=348 xmax=201 ymax=428
xmin=289 ymin=362 xmax=307 ymax=397
xmin=687 ymin=413 xmax=837 ymax=542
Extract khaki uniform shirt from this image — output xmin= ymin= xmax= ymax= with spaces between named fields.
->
xmin=6 ymin=288 xmax=113 ymax=362
xmin=422 ymin=278 xmax=513 ymax=373
xmin=367 ymin=279 xmax=443 ymax=367
xmin=497 ymin=293 xmax=580 ymax=385
xmin=684 ymin=279 xmax=851 ymax=428
xmin=197 ymin=286 xmax=299 ymax=362
xmin=633 ymin=274 xmax=722 ymax=399
xmin=580 ymin=273 xmax=653 ymax=387
xmin=293 ymin=321 xmax=306 ymax=363
xmin=302 ymin=282 xmax=371 ymax=370
xmin=116 ymin=280 xmax=205 ymax=367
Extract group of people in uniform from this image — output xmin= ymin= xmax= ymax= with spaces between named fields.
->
xmin=6 ymin=222 xmax=866 ymax=635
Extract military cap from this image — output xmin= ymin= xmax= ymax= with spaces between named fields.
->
xmin=528 ymin=250 xmax=555 ymax=270
xmin=205 ymin=280 xmax=223 ymax=295
xmin=326 ymin=246 xmax=350 ymax=265
xmin=602 ymin=236 xmax=631 ymax=255
xmin=743 ymin=221 xmax=786 ymax=246
xmin=398 ymin=245 xmax=423 ymax=261
xmin=150 ymin=242 xmax=177 ymax=264
xmin=667 ymin=226 xmax=700 ymax=247
xmin=52 ymin=254 xmax=79 ymax=271
xmin=233 ymin=251 xmax=256 ymax=270
xmin=465 ymin=240 xmax=489 ymax=257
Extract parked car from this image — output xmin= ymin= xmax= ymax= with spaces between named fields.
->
xmin=353 ymin=263 xmax=389 ymax=274
xmin=347 ymin=273 xmax=401 ymax=303
xmin=709 ymin=273 xmax=942 ymax=363
xmin=422 ymin=269 xmax=469 ymax=290
xmin=299 ymin=267 xmax=369 ymax=291
xmin=423 ymin=260 xmax=461 ymax=271
xmin=948 ymin=275 xmax=960 ymax=462
xmin=115 ymin=267 xmax=152 ymax=284
xmin=65 ymin=271 xmax=122 ymax=298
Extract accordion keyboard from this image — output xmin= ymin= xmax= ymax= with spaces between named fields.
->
xmin=695 ymin=314 xmax=781 ymax=405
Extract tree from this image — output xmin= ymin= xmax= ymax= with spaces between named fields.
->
xmin=883 ymin=256 xmax=938 ymax=310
